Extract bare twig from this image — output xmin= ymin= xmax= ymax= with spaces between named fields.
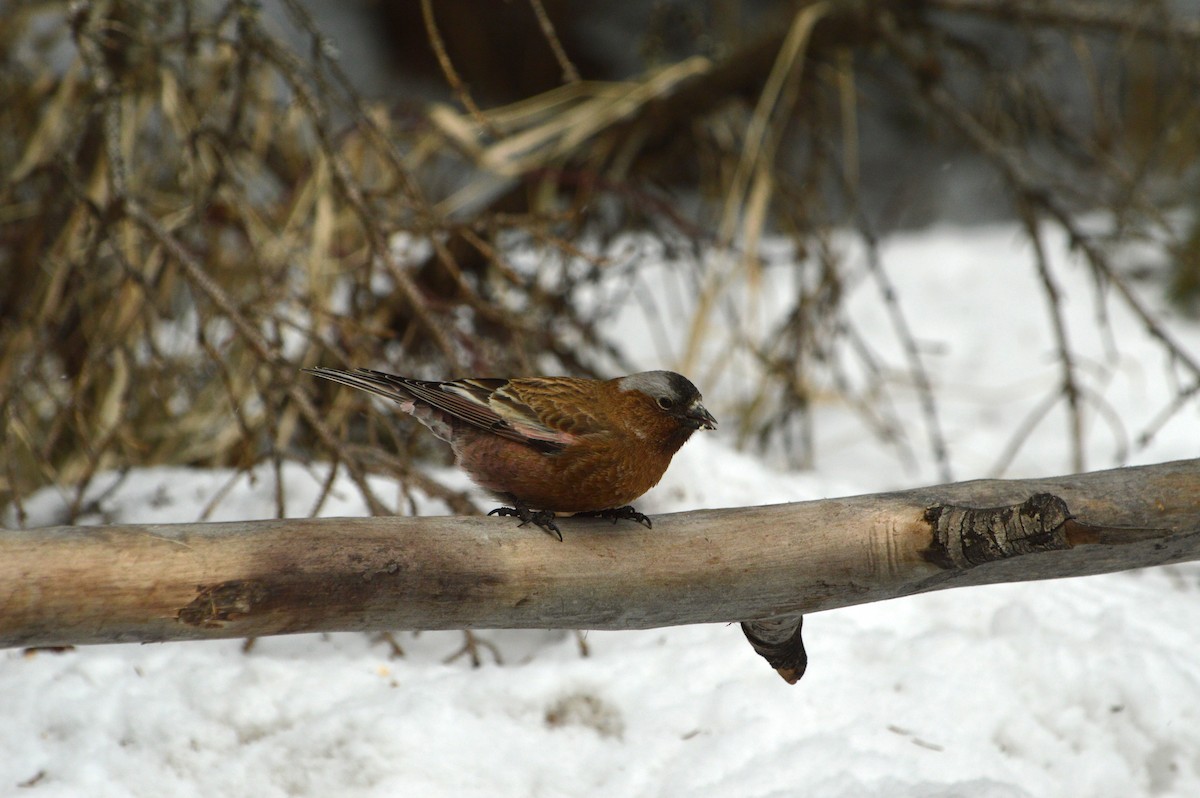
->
xmin=858 ymin=215 xmax=954 ymax=482
xmin=419 ymin=0 xmax=495 ymax=132
xmin=528 ymin=0 xmax=581 ymax=84
xmin=1018 ymin=206 xmax=1085 ymax=473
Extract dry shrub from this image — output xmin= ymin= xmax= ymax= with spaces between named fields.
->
xmin=2 ymin=0 xmax=1198 ymax=522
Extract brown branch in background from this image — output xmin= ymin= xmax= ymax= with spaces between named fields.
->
xmin=241 ymin=20 xmax=466 ymax=370
xmin=876 ymin=8 xmax=1200 ymax=458
xmin=857 ymin=213 xmax=954 ymax=482
xmin=125 ymin=203 xmax=393 ymax=516
xmin=1017 ymin=205 xmax=1085 ymax=473
xmin=527 ymin=0 xmax=581 ymax=84
xmin=345 ymin=445 xmax=480 ymax=517
xmin=61 ymin=2 xmax=420 ymax=517
xmin=1137 ymin=379 xmax=1200 ymax=451
xmin=419 ymin=0 xmax=495 ymax=133
xmin=275 ymin=0 xmax=428 ymax=211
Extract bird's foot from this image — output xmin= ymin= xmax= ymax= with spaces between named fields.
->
xmin=574 ymin=505 xmax=653 ymax=529
xmin=488 ymin=505 xmax=562 ymax=541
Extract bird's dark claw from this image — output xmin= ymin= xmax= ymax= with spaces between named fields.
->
xmin=489 ymin=505 xmax=562 ymax=541
xmin=574 ymin=505 xmax=653 ymax=529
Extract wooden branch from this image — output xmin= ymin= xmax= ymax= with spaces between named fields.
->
xmin=3 ymin=460 xmax=1197 ymax=663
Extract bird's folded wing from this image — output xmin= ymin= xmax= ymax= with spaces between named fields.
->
xmin=308 ymin=368 xmax=588 ymax=452
xmin=408 ymin=377 xmax=581 ymax=452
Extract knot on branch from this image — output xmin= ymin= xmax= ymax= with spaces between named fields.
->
xmin=177 ymin=580 xmax=270 ymax=627
xmin=741 ymin=614 xmax=807 ymax=684
xmin=922 ymin=493 xmax=1072 ymax=569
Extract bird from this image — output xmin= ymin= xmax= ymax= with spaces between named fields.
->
xmin=305 ymin=367 xmax=717 ymax=539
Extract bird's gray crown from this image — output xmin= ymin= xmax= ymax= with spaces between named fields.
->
xmin=617 ymin=370 xmax=701 ymax=403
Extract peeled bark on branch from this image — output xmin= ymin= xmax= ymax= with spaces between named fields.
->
xmin=2 ymin=460 xmax=1198 ymax=680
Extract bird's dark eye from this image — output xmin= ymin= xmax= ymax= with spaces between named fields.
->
xmin=657 ymin=396 xmax=674 ymax=410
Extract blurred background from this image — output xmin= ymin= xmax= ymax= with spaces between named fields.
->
xmin=3 ymin=0 xmax=1199 ymax=523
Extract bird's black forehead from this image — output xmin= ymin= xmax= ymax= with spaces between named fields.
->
xmin=664 ymin=371 xmax=700 ymax=399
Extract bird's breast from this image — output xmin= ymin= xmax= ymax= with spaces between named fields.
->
xmin=452 ymin=430 xmax=677 ymax=513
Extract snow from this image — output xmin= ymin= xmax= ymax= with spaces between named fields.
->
xmin=4 ymin=222 xmax=1200 ymax=797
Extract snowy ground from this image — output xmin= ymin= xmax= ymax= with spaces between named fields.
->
xmin=4 ymin=223 xmax=1200 ymax=797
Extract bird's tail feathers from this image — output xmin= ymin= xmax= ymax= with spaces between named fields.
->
xmin=303 ymin=367 xmax=417 ymax=409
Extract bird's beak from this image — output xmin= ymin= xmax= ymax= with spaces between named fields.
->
xmin=687 ymin=401 xmax=718 ymax=430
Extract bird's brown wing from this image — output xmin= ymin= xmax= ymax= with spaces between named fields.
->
xmin=499 ymin=378 xmax=611 ymax=438
xmin=428 ymin=377 xmax=611 ymax=450
xmin=307 ymin=368 xmax=584 ymax=452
